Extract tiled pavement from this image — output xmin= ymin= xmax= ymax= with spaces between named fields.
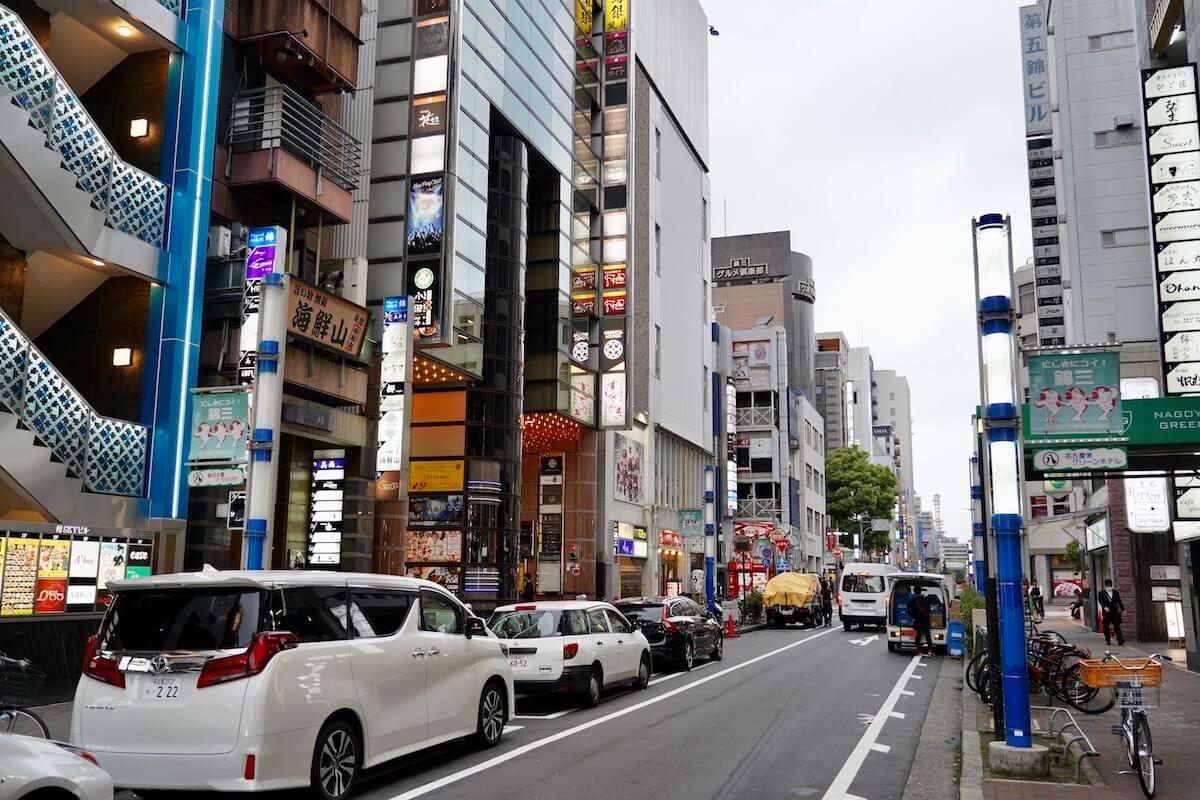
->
xmin=975 ymin=617 xmax=1199 ymax=800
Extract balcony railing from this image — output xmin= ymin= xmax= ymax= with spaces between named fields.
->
xmin=736 ymin=499 xmax=778 ymax=520
xmin=0 ymin=310 xmax=147 ymax=497
xmin=227 ymin=85 xmax=362 ymax=191
xmin=736 ymin=407 xmax=775 ymax=428
xmin=0 ymin=7 xmax=168 ymax=247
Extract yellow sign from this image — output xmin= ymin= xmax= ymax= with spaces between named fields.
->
xmin=604 ymin=0 xmax=628 ymax=32
xmin=409 ymin=460 xmax=465 ymax=493
xmin=576 ymin=0 xmax=593 ymax=38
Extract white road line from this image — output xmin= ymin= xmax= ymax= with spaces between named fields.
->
xmin=502 ymin=725 xmax=524 ymax=733
xmin=888 ymin=712 xmax=905 ymax=719
xmin=870 ymin=743 xmax=891 ymax=754
xmin=820 ymin=654 xmax=922 ymax=800
xmin=386 ymin=627 xmax=838 ymax=800
xmin=647 ymin=660 xmax=714 ymax=686
xmin=910 ymin=674 xmax=923 ymax=680
xmin=901 ymin=690 xmax=914 ymax=697
xmin=512 ymin=708 xmax=575 ymax=720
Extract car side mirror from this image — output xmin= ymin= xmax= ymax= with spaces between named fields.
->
xmin=466 ymin=617 xmax=487 ymax=638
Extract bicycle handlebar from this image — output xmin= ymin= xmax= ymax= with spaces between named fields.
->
xmin=1101 ymin=651 xmax=1168 ymax=669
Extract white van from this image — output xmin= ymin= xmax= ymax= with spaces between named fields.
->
xmin=886 ymin=572 xmax=952 ymax=653
xmin=71 ymin=570 xmax=513 ymax=800
xmin=838 ymin=562 xmax=899 ymax=631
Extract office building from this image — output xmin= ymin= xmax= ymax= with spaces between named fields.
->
xmin=815 ymin=331 xmax=851 ymax=455
xmin=847 ymin=346 xmax=877 ymax=455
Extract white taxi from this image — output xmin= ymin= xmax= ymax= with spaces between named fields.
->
xmin=489 ymin=601 xmax=651 ymax=706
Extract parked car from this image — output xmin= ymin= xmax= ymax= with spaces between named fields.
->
xmin=1 ymin=733 xmax=113 ymax=800
xmin=71 ymin=570 xmax=512 ymax=800
xmin=838 ymin=562 xmax=899 ymax=630
xmin=489 ymin=600 xmax=651 ymax=705
xmin=887 ymin=573 xmax=952 ymax=653
xmin=615 ymin=596 xmax=723 ymax=670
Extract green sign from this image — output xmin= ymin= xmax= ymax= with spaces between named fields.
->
xmin=188 ymin=390 xmax=250 ymax=462
xmin=1024 ymin=397 xmax=1200 ymax=446
xmin=1028 ymin=353 xmax=1121 ymax=436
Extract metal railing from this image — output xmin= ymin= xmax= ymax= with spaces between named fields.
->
xmin=736 ymin=407 xmax=775 ymax=428
xmin=227 ymin=85 xmax=363 ymax=191
xmin=0 ymin=310 xmax=147 ymax=497
xmin=0 ymin=7 xmax=168 ymax=247
xmin=737 ymin=499 xmax=778 ymax=520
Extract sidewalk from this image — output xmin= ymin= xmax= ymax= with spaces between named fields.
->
xmin=968 ymin=617 xmax=1200 ymax=800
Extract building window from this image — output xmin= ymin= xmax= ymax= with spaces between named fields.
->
xmin=1101 ymin=227 xmax=1150 ymax=248
xmin=701 ymin=197 xmax=708 ymax=241
xmin=1030 ymin=496 xmax=1048 ymax=519
xmin=1021 ymin=333 xmax=1038 ymax=348
xmin=703 ymin=367 xmax=709 ymax=410
xmin=1019 ymin=285 xmax=1036 ymax=315
xmin=1094 ymin=128 xmax=1141 ymax=148
xmin=655 ymin=224 xmax=662 ymax=276
xmin=655 ymin=324 xmax=662 ymax=377
xmin=654 ymin=127 xmax=661 ymax=176
xmin=702 ymin=279 xmax=708 ymax=321
xmin=889 ymin=392 xmax=895 ymax=401
xmin=1087 ymin=30 xmax=1133 ymax=50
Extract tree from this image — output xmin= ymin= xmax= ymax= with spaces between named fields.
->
xmin=826 ymin=445 xmax=898 ymax=556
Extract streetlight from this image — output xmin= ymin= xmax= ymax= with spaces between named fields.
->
xmin=971 ymin=214 xmax=1032 ymax=750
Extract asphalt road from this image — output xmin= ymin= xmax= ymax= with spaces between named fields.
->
xmin=350 ymin=623 xmax=940 ymax=800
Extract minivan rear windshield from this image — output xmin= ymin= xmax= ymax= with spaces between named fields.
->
xmin=100 ymin=589 xmax=265 ymax=653
xmin=489 ymin=609 xmax=589 ymax=638
xmin=841 ymin=574 xmax=885 ymax=593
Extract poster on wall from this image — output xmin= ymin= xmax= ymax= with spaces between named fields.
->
xmin=124 ymin=538 xmax=153 ymax=580
xmin=613 ymin=434 xmax=644 ymax=504
xmin=34 ymin=533 xmax=69 ymax=614
xmin=1051 ymin=577 xmax=1084 ymax=599
xmin=1028 ymin=353 xmax=1122 ymax=435
xmin=1 ymin=532 xmax=38 ymax=616
xmin=407 ymin=177 xmax=445 ymax=255
xmin=188 ymin=391 xmax=249 ymax=462
xmin=746 ymin=340 xmax=771 ymax=366
xmin=404 ymin=530 xmax=462 ymax=562
xmin=66 ymin=534 xmax=99 ymax=611
xmin=406 ymin=564 xmax=460 ymax=592
xmin=408 ymin=495 xmax=463 ymax=526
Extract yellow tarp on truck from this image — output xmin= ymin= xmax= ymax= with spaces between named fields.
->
xmin=763 ymin=572 xmax=820 ymax=609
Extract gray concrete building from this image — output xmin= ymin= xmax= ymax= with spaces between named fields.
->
xmin=815 ymin=331 xmax=851 ymax=456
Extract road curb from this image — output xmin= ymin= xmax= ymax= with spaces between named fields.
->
xmin=959 ymin=662 xmax=985 ymax=800
xmin=901 ymin=657 xmax=963 ymax=800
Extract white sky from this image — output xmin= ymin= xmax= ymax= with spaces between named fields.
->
xmin=701 ymin=0 xmax=1036 ymax=542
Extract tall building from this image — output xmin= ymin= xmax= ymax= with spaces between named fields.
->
xmin=847 ymin=346 xmax=876 ymax=454
xmin=815 ymin=331 xmax=851 ymax=455
xmin=0 ymin=0 xmax=223 ymax=702
xmin=710 ymin=230 xmax=817 ymax=401
xmin=874 ymin=370 xmax=914 ymax=510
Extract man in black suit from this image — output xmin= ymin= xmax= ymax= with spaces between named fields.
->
xmin=1098 ymin=578 xmax=1126 ymax=646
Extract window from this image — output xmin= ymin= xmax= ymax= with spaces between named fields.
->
xmin=1088 ymin=30 xmax=1133 ymax=50
xmin=277 ymin=586 xmax=349 ymax=642
xmin=702 ymin=197 xmax=708 ymax=241
xmin=841 ymin=574 xmax=885 ymax=593
xmin=420 ymin=591 xmax=463 ymax=634
xmin=348 ymin=588 xmax=413 ymax=638
xmin=654 ymin=324 xmax=662 ymax=377
xmin=889 ymin=392 xmax=895 ymax=401
xmin=654 ymin=127 xmax=661 ymax=176
xmin=1019 ymin=285 xmax=1036 ymax=315
xmin=606 ymin=609 xmax=632 ymax=633
xmin=1101 ymin=227 xmax=1150 ymax=248
xmin=655 ymin=224 xmax=662 ymax=275
xmin=101 ymin=589 xmax=266 ymax=652
xmin=703 ymin=367 xmax=709 ymax=410
xmin=1094 ymin=128 xmax=1141 ymax=148
xmin=1030 ymin=496 xmax=1049 ymax=519
xmin=489 ymin=608 xmax=589 ymax=638
xmin=588 ymin=608 xmax=611 ymax=633
xmin=702 ymin=279 xmax=708 ymax=321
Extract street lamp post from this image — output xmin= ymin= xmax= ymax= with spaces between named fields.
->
xmin=971 ymin=214 xmax=1032 ymax=749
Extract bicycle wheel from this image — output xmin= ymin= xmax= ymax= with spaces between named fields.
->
xmin=1133 ymin=712 xmax=1155 ymax=798
xmin=0 ymin=706 xmax=50 ymax=738
xmin=979 ymin=662 xmax=1000 ymax=706
xmin=966 ymin=651 xmax=986 ymax=693
xmin=1060 ymin=664 xmax=1116 ymax=714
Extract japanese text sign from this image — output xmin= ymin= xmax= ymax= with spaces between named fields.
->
xmin=287 ymin=278 xmax=369 ymax=357
xmin=1019 ymin=5 xmax=1051 ymax=136
xmin=1028 ymin=352 xmax=1122 ymax=436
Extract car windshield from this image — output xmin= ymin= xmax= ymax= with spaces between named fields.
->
xmin=489 ymin=608 xmax=590 ymax=638
xmin=616 ymin=603 xmax=665 ymax=622
xmin=100 ymin=588 xmax=265 ymax=653
xmin=842 ymin=574 xmax=886 ymax=593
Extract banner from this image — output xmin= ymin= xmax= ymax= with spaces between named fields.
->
xmin=188 ymin=391 xmax=249 ymax=462
xmin=1028 ymin=352 xmax=1122 ymax=436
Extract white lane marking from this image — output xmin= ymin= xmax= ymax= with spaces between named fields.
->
xmin=648 ymin=660 xmax=714 ymax=686
xmin=888 ymin=712 xmax=905 ymax=719
xmin=502 ymin=725 xmax=524 ymax=733
xmin=513 ymin=708 xmax=575 ymax=720
xmin=848 ymin=635 xmax=879 ymax=646
xmin=911 ymin=674 xmax=923 ymax=680
xmin=864 ymin=692 xmax=881 ymax=697
xmin=846 ymin=794 xmax=867 ymax=800
xmin=820 ymin=654 xmax=922 ymax=800
xmin=901 ymin=690 xmax=915 ymax=697
xmin=387 ymin=627 xmax=838 ymax=800
xmin=870 ymin=743 xmax=891 ymax=754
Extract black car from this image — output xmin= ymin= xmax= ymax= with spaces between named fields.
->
xmin=616 ymin=596 xmax=722 ymax=671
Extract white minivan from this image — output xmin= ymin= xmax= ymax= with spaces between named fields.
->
xmin=71 ymin=570 xmax=513 ymax=800
xmin=838 ymin=562 xmax=899 ymax=631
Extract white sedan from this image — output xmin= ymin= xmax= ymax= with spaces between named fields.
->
xmin=0 ymin=733 xmax=113 ymax=800
xmin=489 ymin=600 xmax=651 ymax=706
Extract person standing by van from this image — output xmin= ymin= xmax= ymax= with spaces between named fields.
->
xmin=906 ymin=586 xmax=934 ymax=655
xmin=819 ymin=578 xmax=834 ymax=627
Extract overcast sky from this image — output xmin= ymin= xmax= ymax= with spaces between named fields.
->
xmin=700 ymin=0 xmax=1035 ymax=542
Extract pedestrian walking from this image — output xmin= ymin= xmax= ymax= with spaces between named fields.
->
xmin=819 ymin=578 xmax=834 ymax=627
xmin=1028 ymin=578 xmax=1044 ymax=622
xmin=521 ymin=576 xmax=535 ymax=602
xmin=906 ymin=586 xmax=934 ymax=655
xmin=1098 ymin=578 xmax=1126 ymax=646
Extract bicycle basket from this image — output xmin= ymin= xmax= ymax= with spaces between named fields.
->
xmin=1115 ymin=680 xmax=1159 ymax=709
xmin=1078 ymin=658 xmax=1163 ymax=688
xmin=0 ymin=659 xmax=46 ymax=707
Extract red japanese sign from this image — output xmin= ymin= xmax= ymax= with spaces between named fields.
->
xmin=603 ymin=266 xmax=627 ymax=289
xmin=603 ymin=292 xmax=626 ymax=316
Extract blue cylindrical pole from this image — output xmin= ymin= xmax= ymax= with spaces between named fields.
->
xmin=994 ymin=511 xmax=1030 ymax=746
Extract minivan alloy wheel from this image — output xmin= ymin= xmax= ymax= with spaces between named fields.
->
xmin=478 ymin=685 xmax=505 ymax=746
xmin=315 ymin=724 xmax=358 ymax=799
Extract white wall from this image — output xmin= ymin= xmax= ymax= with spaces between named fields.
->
xmin=632 ymin=0 xmax=709 ymax=164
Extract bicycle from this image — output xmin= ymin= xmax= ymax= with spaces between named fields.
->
xmin=0 ymin=652 xmax=50 ymax=738
xmin=1080 ymin=652 xmax=1167 ymax=798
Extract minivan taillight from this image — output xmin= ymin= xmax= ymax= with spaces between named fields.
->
xmin=82 ymin=634 xmax=125 ymax=688
xmin=563 ymin=642 xmax=579 ymax=660
xmin=197 ymin=631 xmax=298 ymax=689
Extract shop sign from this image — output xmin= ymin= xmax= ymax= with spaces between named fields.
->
xmin=409 ymin=460 xmax=465 ymax=492
xmin=1023 ymin=396 xmax=1200 ymax=445
xmin=1032 ymin=446 xmax=1127 ymax=471
xmin=1126 ymin=476 xmax=1171 ymax=533
xmin=603 ymin=265 xmax=627 ymax=289
xmin=187 ymin=466 xmax=246 ymax=488
xmin=188 ymin=390 xmax=249 ymax=462
xmin=603 ymin=0 xmax=627 ymax=32
xmin=1028 ymin=353 xmax=1122 ymax=436
xmin=1150 ymin=564 xmax=1182 ymax=580
xmin=405 ymin=530 xmax=462 ymax=563
xmin=308 ymin=455 xmax=346 ymax=567
xmin=287 ymin=278 xmax=369 ymax=357
xmin=659 ymin=530 xmax=683 ymax=549
xmin=713 ymin=258 xmax=768 ymax=283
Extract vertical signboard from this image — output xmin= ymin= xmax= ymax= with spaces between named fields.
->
xmin=1141 ymin=63 xmax=1200 ymax=394
xmin=0 ymin=532 xmax=38 ymax=616
xmin=1019 ymin=5 xmax=1064 ymax=347
xmin=377 ymin=296 xmax=412 ymax=500
xmin=239 ymin=227 xmax=286 ymax=385
xmin=309 ymin=454 xmax=346 ymax=567
xmin=538 ymin=454 xmax=565 ymax=594
xmin=34 ymin=532 xmax=69 ymax=614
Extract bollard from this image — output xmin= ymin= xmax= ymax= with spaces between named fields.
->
xmin=727 ymin=614 xmax=737 ymax=638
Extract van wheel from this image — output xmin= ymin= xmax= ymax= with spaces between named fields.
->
xmin=311 ymin=720 xmax=360 ymax=800
xmin=842 ymin=619 xmax=852 ymax=632
xmin=475 ymin=682 xmax=506 ymax=748
xmin=583 ymin=666 xmax=603 ymax=707
xmin=887 ymin=642 xmax=897 ymax=653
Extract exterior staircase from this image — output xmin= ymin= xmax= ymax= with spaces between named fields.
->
xmin=0 ymin=4 xmax=167 ymax=280
xmin=0 ymin=308 xmax=146 ymax=524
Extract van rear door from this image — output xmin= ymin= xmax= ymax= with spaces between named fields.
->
xmin=76 ymin=586 xmax=264 ymax=755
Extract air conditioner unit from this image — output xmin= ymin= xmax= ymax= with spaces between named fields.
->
xmin=1113 ymin=113 xmax=1134 ymax=129
xmin=339 ymin=256 xmax=367 ymax=306
xmin=207 ymin=225 xmax=231 ymax=259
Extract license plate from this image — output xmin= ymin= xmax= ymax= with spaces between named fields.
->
xmin=142 ymin=677 xmax=181 ymax=700
xmin=509 ymin=658 xmax=529 ymax=670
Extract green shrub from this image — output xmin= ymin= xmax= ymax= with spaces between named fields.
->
xmin=742 ymin=590 xmax=764 ymax=624
xmin=958 ymin=583 xmax=986 ymax=657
